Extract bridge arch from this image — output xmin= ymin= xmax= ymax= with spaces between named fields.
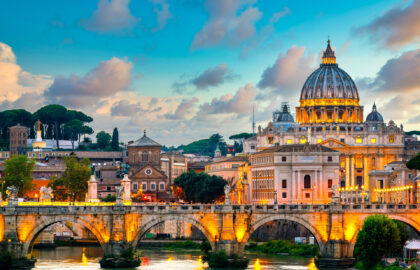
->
xmin=348 ymin=214 xmax=420 ymax=257
xmin=22 ymin=215 xmax=107 ymax=256
xmin=247 ymin=214 xmax=325 ymax=251
xmin=131 ymin=215 xmax=215 ymax=250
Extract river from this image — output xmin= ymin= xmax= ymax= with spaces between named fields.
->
xmin=32 ymin=246 xmax=320 ymax=270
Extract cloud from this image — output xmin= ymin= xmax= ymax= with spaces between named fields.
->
xmin=173 ymin=63 xmax=238 ymax=93
xmin=0 ymin=42 xmax=51 ymax=104
xmin=269 ymin=7 xmax=291 ymax=23
xmin=191 ymin=0 xmax=262 ymax=50
xmin=110 ymin=99 xmax=142 ymax=116
xmin=81 ymin=0 xmax=140 ymax=33
xmin=44 ymin=57 xmax=133 ymax=107
xmin=149 ymin=0 xmax=173 ymax=32
xmin=354 ymin=1 xmax=420 ymax=49
xmin=257 ymin=46 xmax=315 ymax=98
xmin=365 ymin=49 xmax=420 ymax=93
xmin=196 ymin=83 xmax=256 ymax=120
xmin=165 ymin=97 xmax=199 ymax=120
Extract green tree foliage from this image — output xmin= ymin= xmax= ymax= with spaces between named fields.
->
xmin=49 ymin=157 xmax=91 ymax=202
xmin=354 ymin=215 xmax=401 ymax=269
xmin=229 ymin=133 xmax=254 ymax=140
xmin=102 ymin=194 xmax=116 ymax=202
xmin=173 ymin=170 xmax=227 ymax=203
xmin=2 ymin=155 xmax=35 ymax=197
xmin=96 ymin=131 xmax=112 ymax=149
xmin=34 ymin=105 xmax=94 ymax=149
xmin=394 ymin=221 xmax=410 ymax=254
xmin=48 ymin=176 xmax=68 ymax=201
xmin=111 ymin=128 xmax=119 ymax=151
xmin=405 ymin=130 xmax=420 ymax=136
xmin=406 ymin=153 xmax=420 ymax=170
xmin=181 ymin=133 xmax=227 ymax=157
xmin=0 ymin=109 xmax=34 ymax=149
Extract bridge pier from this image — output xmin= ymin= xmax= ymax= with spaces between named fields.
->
xmin=214 ymin=240 xmax=245 ymax=256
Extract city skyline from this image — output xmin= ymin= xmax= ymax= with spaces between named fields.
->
xmin=0 ymin=0 xmax=419 ymax=145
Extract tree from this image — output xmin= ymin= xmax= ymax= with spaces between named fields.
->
xmin=34 ymin=105 xmax=69 ymax=149
xmin=395 ymin=221 xmax=410 ymax=255
xmin=96 ymin=131 xmax=111 ymax=149
xmin=2 ymin=155 xmax=35 ymax=197
xmin=111 ymin=128 xmax=119 ymax=151
xmin=63 ymin=119 xmax=84 ymax=150
xmin=102 ymin=194 xmax=116 ymax=202
xmin=174 ymin=170 xmax=227 ymax=203
xmin=353 ymin=215 xmax=401 ymax=269
xmin=48 ymin=176 xmax=68 ymax=201
xmin=406 ymin=153 xmax=420 ymax=170
xmin=49 ymin=157 xmax=91 ymax=202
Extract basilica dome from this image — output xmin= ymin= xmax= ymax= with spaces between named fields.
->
xmin=366 ymin=103 xmax=383 ymax=122
xmin=299 ymin=40 xmax=359 ymax=102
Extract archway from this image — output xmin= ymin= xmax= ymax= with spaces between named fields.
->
xmin=247 ymin=215 xmax=325 ymax=252
xmin=22 ymin=216 xmax=107 ymax=256
xmin=348 ymin=214 xmax=420 ymax=257
xmin=131 ymin=215 xmax=215 ymax=250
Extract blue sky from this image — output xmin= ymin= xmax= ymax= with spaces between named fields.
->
xmin=0 ymin=0 xmax=419 ymax=145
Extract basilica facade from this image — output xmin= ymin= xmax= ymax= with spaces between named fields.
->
xmin=245 ymin=40 xmax=407 ymax=199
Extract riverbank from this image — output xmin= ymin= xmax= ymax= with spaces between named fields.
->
xmin=246 ymin=240 xmax=318 ymax=257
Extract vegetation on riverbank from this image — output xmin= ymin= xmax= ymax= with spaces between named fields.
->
xmin=246 ymin=240 xmax=318 ymax=257
xmin=99 ymin=246 xmax=141 ymax=268
xmin=355 ymin=261 xmax=417 ymax=270
xmin=163 ymin=240 xmax=201 ymax=250
xmin=0 ymin=245 xmax=36 ymax=270
xmin=202 ymin=251 xmax=249 ymax=268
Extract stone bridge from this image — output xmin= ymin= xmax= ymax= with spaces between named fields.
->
xmin=1 ymin=202 xmax=420 ymax=263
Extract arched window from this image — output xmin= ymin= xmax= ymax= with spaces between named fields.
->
xmin=142 ymin=152 xmax=149 ymax=162
xmin=304 ymin=175 xmax=311 ymax=189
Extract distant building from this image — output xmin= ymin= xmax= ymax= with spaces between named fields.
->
xmin=128 ymin=130 xmax=168 ymax=202
xmin=188 ymin=161 xmax=209 ymax=173
xmin=250 ymin=144 xmax=339 ymax=204
xmin=205 ymin=155 xmax=250 ymax=204
xmin=9 ymin=123 xmax=28 ymax=155
xmin=161 ymin=152 xmax=188 ymax=186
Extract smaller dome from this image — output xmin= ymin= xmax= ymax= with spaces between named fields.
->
xmin=366 ymin=103 xmax=383 ymax=122
xmin=273 ymin=103 xmax=294 ymax=123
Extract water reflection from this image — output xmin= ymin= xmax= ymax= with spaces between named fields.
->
xmin=32 ymin=246 xmax=320 ymax=270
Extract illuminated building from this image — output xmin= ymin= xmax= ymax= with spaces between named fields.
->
xmin=127 ymin=130 xmax=168 ymax=202
xmin=205 ymin=155 xmax=250 ymax=204
xmin=244 ymin=40 xmax=407 ymax=196
xmin=250 ymin=144 xmax=339 ymax=204
xmin=9 ymin=123 xmax=28 ymax=155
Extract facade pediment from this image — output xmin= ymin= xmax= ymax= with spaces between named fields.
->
xmin=131 ymin=164 xmax=167 ymax=180
xmin=319 ymin=138 xmax=349 ymax=148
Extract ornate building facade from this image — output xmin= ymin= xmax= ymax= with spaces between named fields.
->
xmin=245 ymin=41 xmax=406 ymax=199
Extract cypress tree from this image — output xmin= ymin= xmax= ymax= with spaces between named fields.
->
xmin=111 ymin=128 xmax=119 ymax=151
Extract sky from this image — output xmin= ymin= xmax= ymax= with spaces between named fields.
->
xmin=1 ymin=0 xmax=420 ymax=145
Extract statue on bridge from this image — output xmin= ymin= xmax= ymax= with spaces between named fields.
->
xmin=115 ymin=186 xmax=124 ymax=205
xmin=224 ymin=184 xmax=231 ymax=205
xmin=7 ymin=185 xmax=18 ymax=200
xmin=40 ymin=186 xmax=53 ymax=202
xmin=331 ymin=184 xmax=339 ymax=204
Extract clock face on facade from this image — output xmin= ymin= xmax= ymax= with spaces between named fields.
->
xmin=145 ymin=168 xmax=152 ymax=175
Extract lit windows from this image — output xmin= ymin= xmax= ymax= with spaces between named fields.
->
xmin=286 ymin=139 xmax=292 ymax=144
xmin=317 ymin=138 xmax=322 ymax=144
xmin=370 ymin=138 xmax=376 ymax=144
xmin=268 ymin=136 xmax=274 ymax=144
xmin=355 ymin=137 xmax=362 ymax=144
xmin=389 ymin=135 xmax=395 ymax=143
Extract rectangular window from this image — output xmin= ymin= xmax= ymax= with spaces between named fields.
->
xmin=317 ymin=138 xmax=322 ymax=144
xmin=142 ymin=183 xmax=147 ymax=190
xmin=286 ymin=139 xmax=292 ymax=144
xmin=305 ymin=193 xmax=310 ymax=198
xmin=328 ymin=192 xmax=332 ymax=198
xmin=328 ymin=179 xmax=332 ymax=188
xmin=159 ymin=183 xmax=165 ymax=190
xmin=371 ymin=138 xmax=376 ymax=144
xmin=300 ymin=139 xmax=307 ymax=144
xmin=150 ymin=183 xmax=156 ymax=190
xmin=282 ymin=192 xmax=287 ymax=198
xmin=327 ymin=156 xmax=332 ymax=162
xmin=268 ymin=136 xmax=274 ymax=144
xmin=106 ymin=186 xmax=111 ymax=191
xmin=340 ymin=138 xmax=345 ymax=143
xmin=282 ymin=179 xmax=287 ymax=189
xmin=355 ymin=138 xmax=362 ymax=144
xmin=389 ymin=135 xmax=395 ymax=143
xmin=132 ymin=153 xmax=135 ymax=162
xmin=133 ymin=183 xmax=138 ymax=190
xmin=282 ymin=156 xmax=286 ymax=162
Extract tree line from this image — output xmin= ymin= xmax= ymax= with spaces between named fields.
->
xmin=0 ymin=104 xmax=93 ymax=150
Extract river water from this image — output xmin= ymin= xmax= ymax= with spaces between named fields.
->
xmin=32 ymin=246 xmax=319 ymax=270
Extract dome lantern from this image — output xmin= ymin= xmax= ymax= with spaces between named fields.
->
xmin=321 ymin=39 xmax=336 ymax=65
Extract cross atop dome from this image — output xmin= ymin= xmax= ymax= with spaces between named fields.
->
xmin=322 ymin=39 xmax=336 ymax=65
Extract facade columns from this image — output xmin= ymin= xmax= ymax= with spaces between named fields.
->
xmin=297 ymin=170 xmax=301 ymax=202
xmin=350 ymin=156 xmax=355 ymax=186
xmin=345 ymin=155 xmax=350 ymax=187
xmin=290 ymin=170 xmax=295 ymax=203
xmin=363 ymin=157 xmax=368 ymax=188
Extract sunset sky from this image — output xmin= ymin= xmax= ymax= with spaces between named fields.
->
xmin=1 ymin=0 xmax=419 ymax=145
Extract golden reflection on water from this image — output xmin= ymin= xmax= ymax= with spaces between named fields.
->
xmin=167 ymin=256 xmax=173 ymax=262
xmin=306 ymin=258 xmax=318 ymax=270
xmin=196 ymin=255 xmax=205 ymax=270
xmin=81 ymin=248 xmax=88 ymax=266
xmin=253 ymin=258 xmax=262 ymax=270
